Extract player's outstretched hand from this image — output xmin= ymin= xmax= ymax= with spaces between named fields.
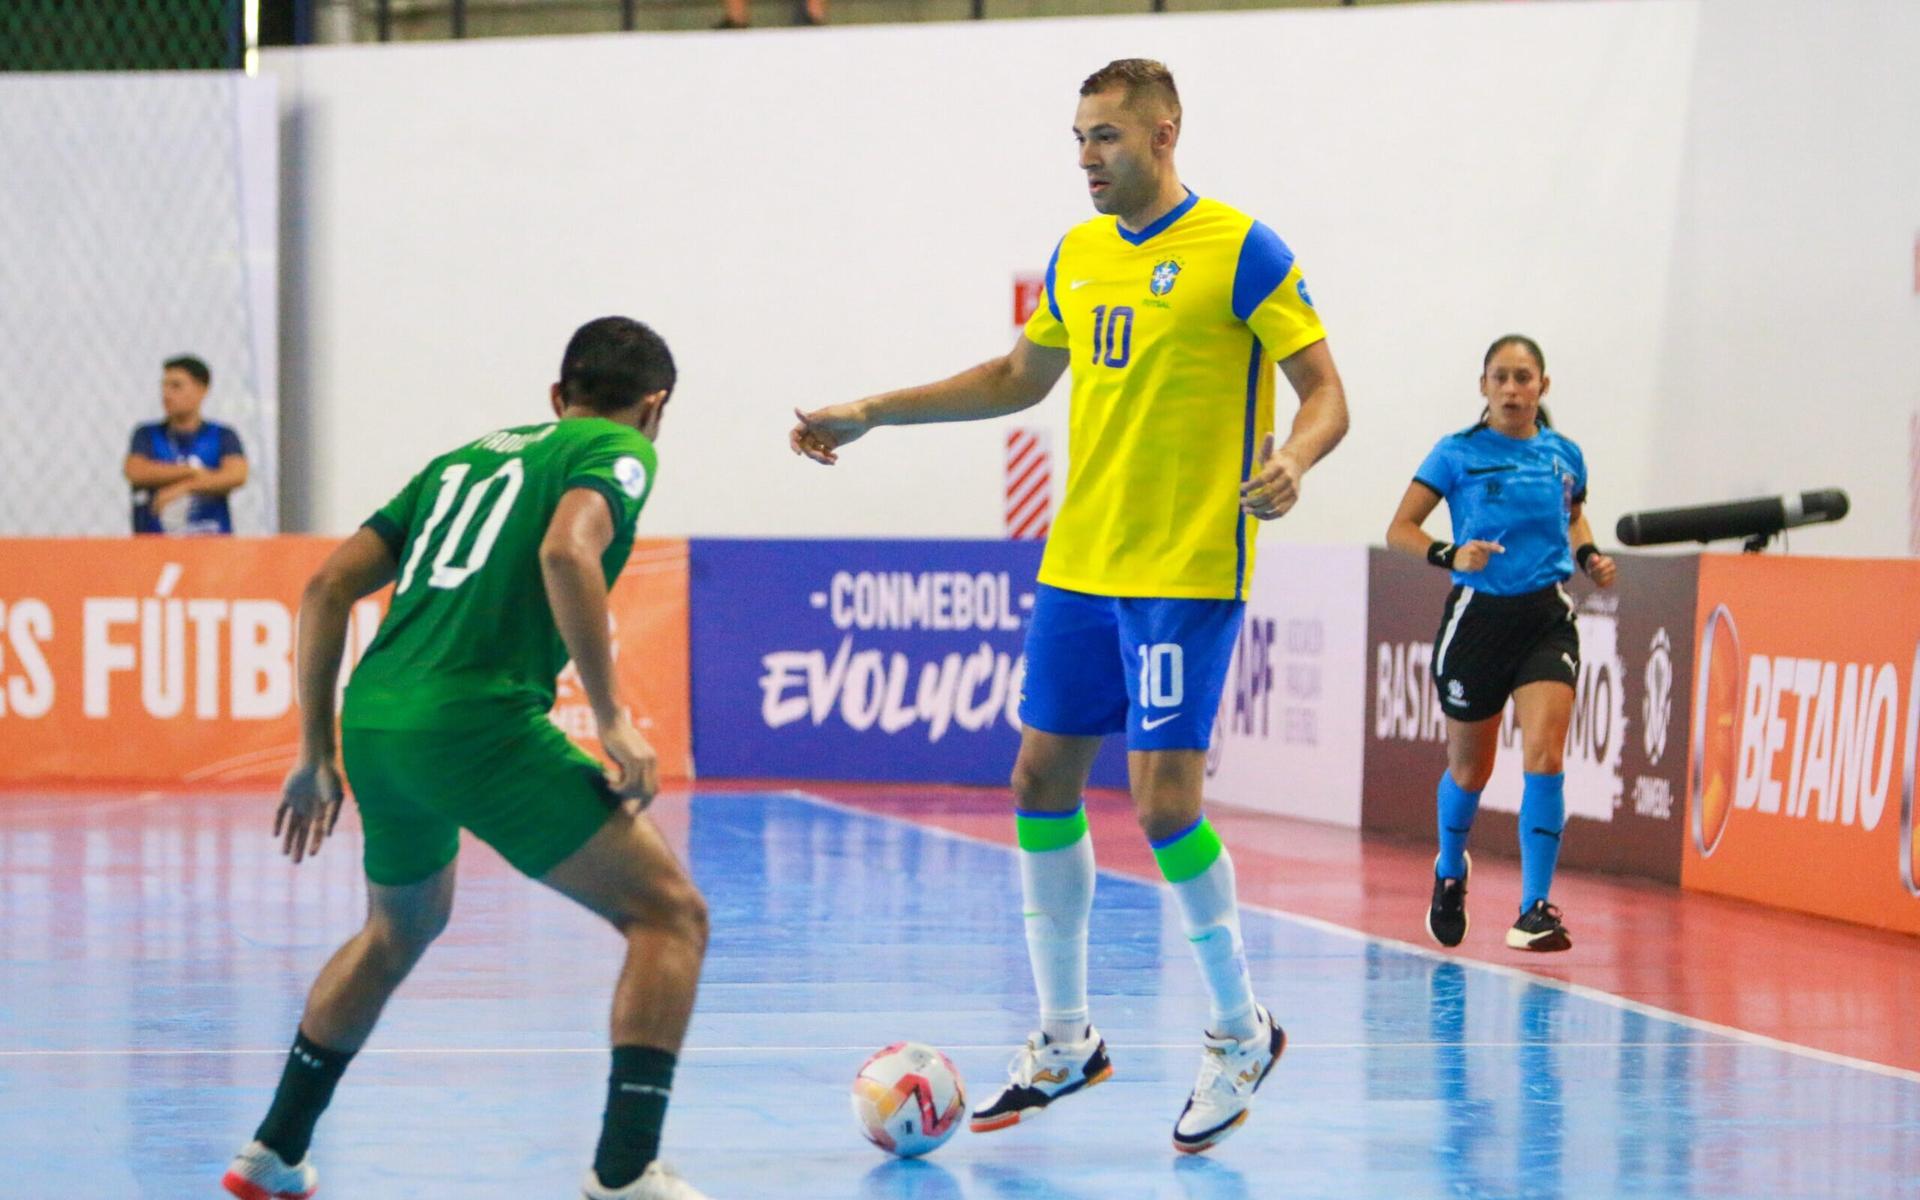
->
xmin=599 ymin=711 xmax=660 ymax=810
xmin=1240 ymin=434 xmax=1306 ymax=520
xmin=276 ymin=757 xmax=344 ymax=865
xmin=1453 ymin=540 xmax=1505 ymax=573
xmin=1584 ymin=551 xmax=1619 ymax=588
xmin=790 ymin=404 xmax=870 ymax=465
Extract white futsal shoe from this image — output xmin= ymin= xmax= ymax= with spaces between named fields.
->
xmin=220 ymin=1140 xmax=318 ymax=1200
xmin=582 ymin=1161 xmax=713 ymax=1199
xmin=968 ymin=1025 xmax=1115 ymax=1132
xmin=1172 ymin=1005 xmax=1287 ymax=1154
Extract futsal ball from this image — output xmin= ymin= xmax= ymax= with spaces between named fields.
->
xmin=850 ymin=1041 xmax=966 ymax=1157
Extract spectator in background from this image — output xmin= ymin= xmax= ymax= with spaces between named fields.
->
xmin=124 ymin=355 xmax=248 ymax=535
xmin=715 ymin=0 xmax=825 ymax=30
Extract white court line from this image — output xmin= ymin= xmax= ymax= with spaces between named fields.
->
xmin=778 ymin=789 xmax=1920 ymax=1088
xmin=0 ymin=1041 xmax=1728 ymax=1060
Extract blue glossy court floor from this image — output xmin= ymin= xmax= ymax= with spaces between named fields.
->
xmin=2 ymin=786 xmax=1917 ymax=1198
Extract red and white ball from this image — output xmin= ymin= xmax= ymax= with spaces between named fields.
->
xmin=850 ymin=1041 xmax=967 ymax=1157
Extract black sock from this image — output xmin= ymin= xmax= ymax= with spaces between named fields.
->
xmin=253 ymin=1030 xmax=355 ymax=1164
xmin=593 ymin=1045 xmax=677 ymax=1189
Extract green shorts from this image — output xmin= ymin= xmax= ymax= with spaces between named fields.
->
xmin=342 ymin=716 xmax=617 ymax=887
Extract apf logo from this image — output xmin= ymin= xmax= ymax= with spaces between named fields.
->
xmin=1643 ymin=628 xmax=1673 ymax=765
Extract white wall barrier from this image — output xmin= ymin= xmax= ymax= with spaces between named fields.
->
xmin=261 ymin=1 xmax=1700 ymax=550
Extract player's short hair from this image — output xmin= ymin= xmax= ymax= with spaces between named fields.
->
xmin=163 ymin=355 xmax=211 ymax=388
xmin=1080 ymin=59 xmax=1181 ymax=127
xmin=558 ymin=317 xmax=676 ymax=413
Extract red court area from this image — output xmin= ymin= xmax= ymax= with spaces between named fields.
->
xmin=789 ymin=782 xmax=1920 ymax=1078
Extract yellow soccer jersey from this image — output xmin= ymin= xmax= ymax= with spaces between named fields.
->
xmin=1023 ymin=191 xmax=1326 ymax=600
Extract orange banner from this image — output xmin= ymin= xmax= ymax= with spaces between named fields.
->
xmin=0 ymin=537 xmax=690 ymax=786
xmin=554 ymin=540 xmax=693 ymax=779
xmin=1684 ymin=554 xmax=1920 ymax=934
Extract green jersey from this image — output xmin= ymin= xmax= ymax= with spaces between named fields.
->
xmin=342 ymin=417 xmax=658 ymax=730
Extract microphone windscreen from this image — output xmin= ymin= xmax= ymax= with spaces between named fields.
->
xmin=1616 ymin=497 xmax=1787 ymax=546
xmin=1800 ymin=488 xmax=1849 ymax=523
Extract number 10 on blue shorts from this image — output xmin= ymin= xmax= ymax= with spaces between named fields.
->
xmin=1017 ymin=584 xmax=1245 ymax=751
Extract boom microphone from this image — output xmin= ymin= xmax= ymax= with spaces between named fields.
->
xmin=1615 ymin=489 xmax=1850 ymax=548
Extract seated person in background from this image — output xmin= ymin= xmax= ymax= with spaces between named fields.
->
xmin=124 ymin=354 xmax=248 ymax=535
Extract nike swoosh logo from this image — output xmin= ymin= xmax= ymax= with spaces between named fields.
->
xmin=1141 ymin=713 xmax=1182 ymax=731
xmin=1464 ymin=464 xmax=1517 ymax=476
xmin=618 ymin=1083 xmax=671 ymax=1097
xmin=1069 ymin=279 xmax=1095 ymax=290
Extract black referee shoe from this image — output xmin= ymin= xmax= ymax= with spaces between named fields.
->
xmin=1425 ymin=852 xmax=1470 ymax=948
xmin=1506 ymin=899 xmax=1572 ymax=952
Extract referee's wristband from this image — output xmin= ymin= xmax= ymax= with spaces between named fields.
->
xmin=1575 ymin=543 xmax=1600 ymax=572
xmin=1426 ymin=541 xmax=1457 ymax=569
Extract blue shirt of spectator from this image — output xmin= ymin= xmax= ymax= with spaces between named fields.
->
xmin=124 ymin=355 xmax=248 ymax=535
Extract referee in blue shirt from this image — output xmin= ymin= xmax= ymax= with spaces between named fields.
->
xmin=123 ymin=355 xmax=248 ymax=535
xmin=1386 ymin=335 xmax=1616 ymax=954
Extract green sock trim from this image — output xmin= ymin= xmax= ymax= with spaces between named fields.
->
xmin=1152 ymin=818 xmax=1223 ymax=884
xmin=1016 ymin=806 xmax=1089 ymax=853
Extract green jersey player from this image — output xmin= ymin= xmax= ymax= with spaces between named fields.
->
xmin=222 ymin=317 xmax=713 ymax=1200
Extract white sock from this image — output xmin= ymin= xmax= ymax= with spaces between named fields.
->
xmin=1019 ymin=831 xmax=1094 ymax=1045
xmin=1168 ymin=848 xmax=1259 ymax=1042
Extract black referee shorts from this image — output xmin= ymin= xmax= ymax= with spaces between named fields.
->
xmin=1430 ymin=583 xmax=1580 ymax=723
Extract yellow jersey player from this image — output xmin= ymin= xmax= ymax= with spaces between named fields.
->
xmin=791 ymin=59 xmax=1348 ymax=1153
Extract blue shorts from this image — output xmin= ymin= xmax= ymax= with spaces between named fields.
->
xmin=1018 ymin=584 xmax=1244 ymax=752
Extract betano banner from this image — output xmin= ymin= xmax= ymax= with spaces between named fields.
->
xmin=0 ymin=538 xmax=691 ymax=784
xmin=1684 ymin=555 xmax=1920 ymax=934
xmin=1362 ymin=550 xmax=1696 ymax=884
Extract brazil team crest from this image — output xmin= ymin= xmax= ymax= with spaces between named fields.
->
xmin=1149 ymin=259 xmax=1182 ymax=296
